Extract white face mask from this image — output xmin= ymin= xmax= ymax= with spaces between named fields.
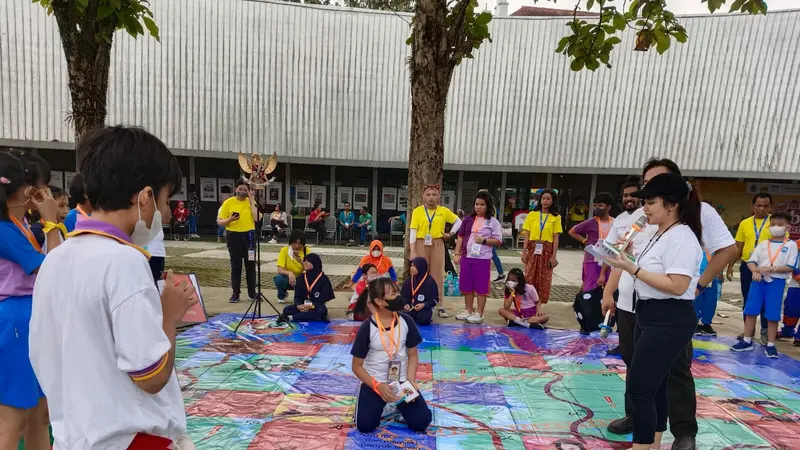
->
xmin=130 ymin=189 xmax=162 ymax=247
xmin=371 ymin=250 xmax=381 ymax=258
xmin=770 ymin=225 xmax=786 ymax=237
xmin=506 ymin=280 xmax=518 ymax=290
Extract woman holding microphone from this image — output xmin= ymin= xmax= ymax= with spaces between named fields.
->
xmin=604 ymin=172 xmax=702 ymax=450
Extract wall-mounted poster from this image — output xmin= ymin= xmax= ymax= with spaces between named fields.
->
xmin=64 ymin=171 xmax=78 ymax=190
xmin=353 ymin=187 xmax=369 ymax=210
xmin=397 ymin=188 xmax=408 ymax=212
xmin=267 ymin=183 xmax=282 ymax=205
xmin=218 ymin=178 xmax=235 ymax=202
xmin=172 ymin=177 xmax=188 ymax=201
xmin=337 ymin=187 xmax=353 ymax=209
xmin=50 ymin=171 xmax=64 ymax=190
xmin=442 ymin=190 xmax=456 ymax=211
xmin=382 ymin=187 xmax=398 ymax=210
xmin=199 ymin=177 xmax=217 ymax=202
xmin=295 ymin=185 xmax=311 ymax=208
xmin=311 ymin=185 xmax=327 ymax=208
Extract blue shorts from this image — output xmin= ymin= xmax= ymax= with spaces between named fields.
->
xmin=743 ymin=279 xmax=787 ymax=322
xmin=783 ymin=287 xmax=800 ymax=318
xmin=0 ymin=296 xmax=45 ymax=409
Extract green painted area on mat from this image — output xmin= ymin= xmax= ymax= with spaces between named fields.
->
xmin=430 ymin=349 xmax=491 ymax=367
xmin=433 ymin=364 xmax=496 ymax=382
xmin=543 ymin=356 xmax=608 ymax=373
xmin=697 ymin=417 xmax=772 ymax=448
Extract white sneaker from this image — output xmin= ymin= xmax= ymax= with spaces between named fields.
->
xmin=466 ymin=313 xmax=484 ymax=324
xmin=268 ymin=239 xmax=277 ymax=244
xmin=191 ymin=234 xmax=200 ymax=238
xmin=278 ymin=298 xmax=287 ymax=304
xmin=456 ymin=310 xmax=472 ymax=320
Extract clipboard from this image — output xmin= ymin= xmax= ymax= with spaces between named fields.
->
xmin=157 ymin=272 xmax=209 ymax=326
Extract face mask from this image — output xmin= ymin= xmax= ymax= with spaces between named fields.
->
xmin=593 ymin=208 xmax=606 ymax=217
xmin=371 ymin=250 xmax=381 ymax=258
xmin=384 ymin=295 xmax=407 ymax=312
xmin=236 ymin=191 xmax=248 ymax=199
xmin=130 ymin=189 xmax=162 ymax=247
xmin=770 ymin=226 xmax=786 ymax=237
xmin=506 ymin=281 xmax=518 ymax=290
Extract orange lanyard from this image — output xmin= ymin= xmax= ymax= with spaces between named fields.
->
xmin=767 ymin=239 xmax=788 ymax=266
xmin=472 ymin=217 xmax=485 ymax=233
xmin=595 ymin=217 xmax=612 ymax=240
xmin=76 ymin=205 xmax=89 ymax=218
xmin=510 ymin=293 xmax=521 ymax=314
xmin=304 ymin=271 xmax=323 ymax=298
xmin=411 ymin=273 xmax=428 ymax=297
xmin=10 ymin=215 xmax=43 ymax=253
xmin=374 ymin=312 xmax=399 ymax=358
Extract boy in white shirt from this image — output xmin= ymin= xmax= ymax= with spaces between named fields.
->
xmin=731 ymin=212 xmax=798 ymax=358
xmin=30 ymin=126 xmax=198 ymax=449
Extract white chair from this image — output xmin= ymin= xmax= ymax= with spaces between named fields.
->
xmin=514 ymin=213 xmax=528 ymax=250
xmin=389 ymin=217 xmax=405 ymax=247
xmin=501 ymin=222 xmax=513 ymax=248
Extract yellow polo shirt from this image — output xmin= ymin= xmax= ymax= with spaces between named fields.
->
xmin=735 ymin=215 xmax=787 ymax=261
xmin=218 ymin=196 xmax=255 ymax=233
xmin=522 ymin=211 xmax=563 ymax=243
xmin=276 ymin=246 xmax=311 ymax=276
xmin=410 ymin=205 xmax=458 ymax=239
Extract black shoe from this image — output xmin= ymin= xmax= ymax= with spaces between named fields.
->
xmin=493 ymin=274 xmax=506 ymax=282
xmin=606 ymin=346 xmax=620 ymax=356
xmin=694 ymin=323 xmax=703 ymax=336
xmin=737 ymin=333 xmax=744 ymax=341
xmin=229 ymin=294 xmax=240 ymax=303
xmin=248 ymin=294 xmax=257 ymax=302
xmin=794 ymin=339 xmax=800 ymax=347
xmin=671 ymin=436 xmax=696 ymax=450
xmin=607 ymin=416 xmax=633 ymax=435
xmin=699 ymin=324 xmax=717 ymax=337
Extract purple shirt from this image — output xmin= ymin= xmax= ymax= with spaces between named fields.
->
xmin=0 ymin=219 xmax=45 ymax=301
xmin=458 ymin=215 xmax=502 ymax=260
xmin=572 ymin=217 xmax=613 ymax=264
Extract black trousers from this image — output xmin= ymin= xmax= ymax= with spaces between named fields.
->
xmin=617 ymin=308 xmax=636 ymax=416
xmin=227 ymin=231 xmax=256 ymax=297
xmin=270 ymin=219 xmax=288 ymax=238
xmin=627 ymin=299 xmax=696 ymax=445
xmin=148 ymin=256 xmax=165 ymax=284
xmin=309 ymin=221 xmax=326 ymax=240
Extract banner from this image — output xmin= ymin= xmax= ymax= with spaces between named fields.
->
xmin=65 ymin=171 xmax=78 ymax=191
xmin=382 ymin=187 xmax=398 ymax=210
xmin=172 ymin=177 xmax=188 ymax=201
xmin=353 ymin=187 xmax=369 ymax=210
xmin=295 ymin=185 xmax=311 ymax=207
xmin=267 ymin=183 xmax=282 ymax=205
xmin=199 ymin=177 xmax=217 ymax=202
xmin=50 ymin=171 xmax=64 ymax=190
xmin=311 ymin=185 xmax=327 ymax=208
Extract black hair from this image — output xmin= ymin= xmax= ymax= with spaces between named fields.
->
xmin=288 ymin=229 xmax=309 ymax=255
xmin=14 ymin=151 xmax=51 ymax=186
xmin=78 ymin=126 xmax=182 ymax=211
xmin=68 ymin=172 xmax=88 ymax=205
xmin=770 ymin=211 xmax=791 ymax=222
xmin=235 ymin=179 xmax=248 ymax=189
xmin=361 ymin=263 xmax=377 ymax=276
xmin=533 ymin=189 xmax=559 ymax=216
xmin=622 ymin=180 xmax=640 ymax=192
xmin=313 ymin=201 xmax=322 ymax=210
xmin=189 ymin=184 xmax=196 ymax=190
xmin=0 ymin=150 xmax=29 ymax=220
xmin=752 ymin=192 xmax=773 ymax=204
xmin=275 ymin=202 xmax=283 ymax=211
xmin=592 ymin=192 xmax=615 ymax=207
xmin=49 ymin=185 xmax=66 ymax=199
xmin=344 ymin=201 xmax=351 ymax=207
xmin=504 ymin=268 xmax=526 ymax=297
xmin=361 ymin=205 xmax=369 ymax=213
xmin=472 ymin=191 xmax=495 ymax=220
xmin=642 ymin=157 xmax=682 ymax=179
xmin=354 ymin=277 xmax=398 ymax=316
xmin=661 ymin=186 xmax=703 ymax=246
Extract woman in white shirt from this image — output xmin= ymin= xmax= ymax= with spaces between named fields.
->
xmin=605 ymin=172 xmax=702 ymax=450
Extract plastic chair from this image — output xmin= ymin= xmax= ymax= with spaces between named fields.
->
xmin=501 ymin=222 xmax=513 ymax=248
xmin=514 ymin=213 xmax=528 ymax=250
xmin=389 ymin=217 xmax=405 ymax=247
xmin=324 ymin=214 xmax=337 ymax=243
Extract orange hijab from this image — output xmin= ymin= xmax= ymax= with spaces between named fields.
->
xmin=358 ymin=240 xmax=394 ymax=275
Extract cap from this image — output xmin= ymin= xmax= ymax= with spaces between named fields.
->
xmin=632 ymin=172 xmax=689 ymax=200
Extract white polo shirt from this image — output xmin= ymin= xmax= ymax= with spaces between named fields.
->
xmin=748 ymin=239 xmax=798 ymax=280
xmin=634 ymin=224 xmax=702 ymax=300
xmin=608 ymin=203 xmax=735 ymax=311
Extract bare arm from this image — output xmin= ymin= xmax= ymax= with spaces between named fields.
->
xmin=727 ymin=242 xmax=744 ymax=271
xmin=407 ymin=346 xmax=419 ymax=384
xmin=352 ymin=357 xmax=374 ymax=386
xmin=568 ymin=228 xmax=586 ymax=244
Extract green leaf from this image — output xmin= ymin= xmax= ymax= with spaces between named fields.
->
xmin=111 ymin=0 xmax=121 ymax=9
xmin=97 ymin=5 xmax=114 ymax=20
xmin=77 ymin=0 xmax=88 ymax=8
xmin=729 ymin=0 xmax=745 ymax=12
xmin=587 ymin=0 xmax=595 ymax=10
xmin=672 ymin=31 xmax=687 ymax=43
xmin=613 ymin=14 xmax=626 ymax=31
xmin=586 ymin=58 xmax=600 ymax=71
xmin=555 ymin=36 xmax=570 ymax=53
xmin=570 ymin=57 xmax=585 ymax=72
xmin=475 ymin=11 xmax=492 ymax=26
xmin=606 ymin=36 xmax=622 ymax=46
xmin=656 ymin=35 xmax=671 ymax=54
xmin=143 ymin=16 xmax=160 ymax=41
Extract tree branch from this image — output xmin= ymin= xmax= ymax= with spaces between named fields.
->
xmin=446 ymin=0 xmax=471 ymax=54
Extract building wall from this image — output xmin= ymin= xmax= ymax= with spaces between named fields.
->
xmin=2 ymin=1 xmax=799 ymax=177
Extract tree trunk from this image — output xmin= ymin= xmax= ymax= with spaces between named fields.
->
xmin=404 ymin=0 xmax=455 ymax=276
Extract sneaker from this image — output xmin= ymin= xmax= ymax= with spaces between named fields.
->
xmin=466 ymin=313 xmax=484 ymax=324
xmin=437 ymin=308 xmax=449 ymax=318
xmin=765 ymin=345 xmax=779 ymax=359
xmin=694 ymin=323 xmax=703 ymax=336
xmin=493 ymin=274 xmax=506 ymax=283
xmin=606 ymin=346 xmax=621 ymax=356
xmin=268 ymin=239 xmax=277 ymax=244
xmin=530 ymin=323 xmax=545 ymax=330
xmin=456 ymin=310 xmax=472 ymax=320
xmin=794 ymin=339 xmax=800 ymax=347
xmin=191 ymin=233 xmax=200 ymax=238
xmin=278 ymin=297 xmax=287 ymax=304
xmin=607 ymin=416 xmax=633 ymax=435
xmin=737 ymin=333 xmax=744 ymax=341
xmin=229 ymin=294 xmax=240 ymax=303
xmin=699 ymin=324 xmax=717 ymax=337
xmin=730 ymin=340 xmax=754 ymax=352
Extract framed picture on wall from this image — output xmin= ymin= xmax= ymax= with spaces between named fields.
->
xmin=172 ymin=178 xmax=188 ymax=201
xmin=50 ymin=171 xmax=64 ymax=190
xmin=353 ymin=187 xmax=369 ymax=209
xmin=397 ymin=188 xmax=408 ymax=212
xmin=218 ymin=178 xmax=235 ymax=202
xmin=267 ymin=183 xmax=282 ymax=205
xmin=382 ymin=187 xmax=398 ymax=210
xmin=199 ymin=178 xmax=217 ymax=202
xmin=295 ymin=185 xmax=311 ymax=208
xmin=337 ymin=187 xmax=353 ymax=209
xmin=311 ymin=185 xmax=327 ymax=208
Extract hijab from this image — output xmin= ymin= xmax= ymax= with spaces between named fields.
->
xmin=358 ymin=240 xmax=394 ymax=275
xmin=401 ymin=257 xmax=438 ymax=305
xmin=297 ymin=253 xmax=334 ymax=304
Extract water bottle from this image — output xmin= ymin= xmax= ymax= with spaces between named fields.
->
xmin=444 ymin=272 xmax=454 ymax=296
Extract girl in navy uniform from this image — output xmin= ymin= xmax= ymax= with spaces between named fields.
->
xmin=401 ymin=257 xmax=438 ymax=325
xmin=283 ymin=253 xmax=334 ymax=322
xmin=351 ymin=277 xmax=432 ymax=433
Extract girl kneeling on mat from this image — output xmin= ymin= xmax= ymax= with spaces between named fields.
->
xmin=283 ymin=253 xmax=334 ymax=322
xmin=350 ymin=277 xmax=432 ymax=433
xmin=401 ymin=257 xmax=438 ymax=325
xmin=498 ymin=268 xmax=549 ymax=329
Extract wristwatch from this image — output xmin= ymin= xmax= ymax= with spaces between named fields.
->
xmin=696 ymin=283 xmax=706 ymax=294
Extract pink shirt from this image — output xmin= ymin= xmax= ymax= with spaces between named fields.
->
xmin=507 ymin=284 xmax=539 ymax=312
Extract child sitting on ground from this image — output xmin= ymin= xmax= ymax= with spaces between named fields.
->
xmin=283 ymin=253 xmax=334 ymax=322
xmin=350 ymin=277 xmax=432 ymax=434
xmin=497 ymin=268 xmax=549 ymax=329
xmin=348 ymin=263 xmax=378 ymax=321
xmin=401 ymin=257 xmax=438 ymax=325
xmin=731 ymin=212 xmax=798 ymax=358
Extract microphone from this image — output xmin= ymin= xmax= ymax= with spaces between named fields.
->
xmin=615 ymin=214 xmax=648 ymax=256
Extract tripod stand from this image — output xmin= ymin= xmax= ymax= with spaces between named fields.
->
xmin=234 ymin=190 xmax=294 ymax=333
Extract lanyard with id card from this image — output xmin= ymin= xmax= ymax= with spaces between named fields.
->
xmin=247 ymin=231 xmax=256 ymax=261
xmin=469 ymin=217 xmax=486 ymax=258
xmin=375 ymin=312 xmax=402 ymax=382
xmin=424 ymin=207 xmax=436 ymax=246
xmin=304 ymin=271 xmax=324 ymax=307
xmin=533 ymin=213 xmax=549 ymax=256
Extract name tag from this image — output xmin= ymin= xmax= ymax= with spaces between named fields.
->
xmin=424 ymin=234 xmax=433 ymax=246
xmin=387 ymin=359 xmax=401 ymax=382
xmin=247 ymin=249 xmax=256 ymax=261
xmin=469 ymin=242 xmax=482 ymax=258
xmin=534 ymin=243 xmax=544 ymax=255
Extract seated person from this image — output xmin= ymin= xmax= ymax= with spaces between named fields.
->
xmin=283 ymin=253 xmax=334 ymax=322
xmin=401 ymin=257 xmax=438 ymax=325
xmin=497 ymin=268 xmax=549 ymax=329
xmin=268 ymin=203 xmax=289 ymax=244
xmin=339 ymin=202 xmax=357 ymax=245
xmin=350 ymin=277 xmax=432 ymax=434
xmin=308 ymin=202 xmax=328 ymax=241
xmin=348 ymin=263 xmax=378 ymax=321
xmin=274 ymin=230 xmax=312 ymax=304
xmin=354 ymin=206 xmax=373 ymax=246
xmin=352 ymin=240 xmax=397 ymax=283
xmin=173 ymin=200 xmax=189 ymax=241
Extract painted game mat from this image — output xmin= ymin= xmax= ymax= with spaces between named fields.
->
xmin=176 ymin=314 xmax=800 ymax=449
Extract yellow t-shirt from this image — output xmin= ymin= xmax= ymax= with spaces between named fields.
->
xmin=276 ymin=246 xmax=311 ymax=276
xmin=735 ymin=215 xmax=785 ymax=261
xmin=218 ymin=197 xmax=255 ymax=233
xmin=409 ymin=205 xmax=458 ymax=239
xmin=522 ymin=211 xmax=563 ymax=243
xmin=569 ymin=205 xmax=587 ymax=222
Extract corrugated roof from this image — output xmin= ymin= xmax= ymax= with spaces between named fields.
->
xmin=510 ymin=6 xmax=599 ymax=17
xmin=1 ymin=0 xmax=798 ymax=178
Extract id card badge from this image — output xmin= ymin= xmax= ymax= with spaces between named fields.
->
xmin=534 ymin=242 xmax=544 ymax=256
xmin=469 ymin=242 xmax=482 ymax=258
xmin=387 ymin=359 xmax=401 ymax=382
xmin=247 ymin=249 xmax=256 ymax=261
xmin=304 ymin=299 xmax=313 ymax=308
xmin=424 ymin=234 xmax=433 ymax=246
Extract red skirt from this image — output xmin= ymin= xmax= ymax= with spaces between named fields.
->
xmin=524 ymin=241 xmax=554 ymax=304
xmin=128 ymin=433 xmax=173 ymax=449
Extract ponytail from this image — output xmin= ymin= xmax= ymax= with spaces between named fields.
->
xmin=354 ymin=277 xmax=398 ymax=316
xmin=679 ymin=188 xmax=703 ymax=247
xmin=0 ymin=150 xmax=30 ymax=220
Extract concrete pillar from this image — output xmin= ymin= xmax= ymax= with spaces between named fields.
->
xmin=589 ymin=173 xmax=598 ymax=206
xmin=189 ymin=156 xmax=196 ymax=187
xmin=456 ymin=171 xmax=464 ymax=212
xmin=285 ymin=162 xmax=291 ymax=212
xmin=330 ymin=166 xmax=336 ymax=211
